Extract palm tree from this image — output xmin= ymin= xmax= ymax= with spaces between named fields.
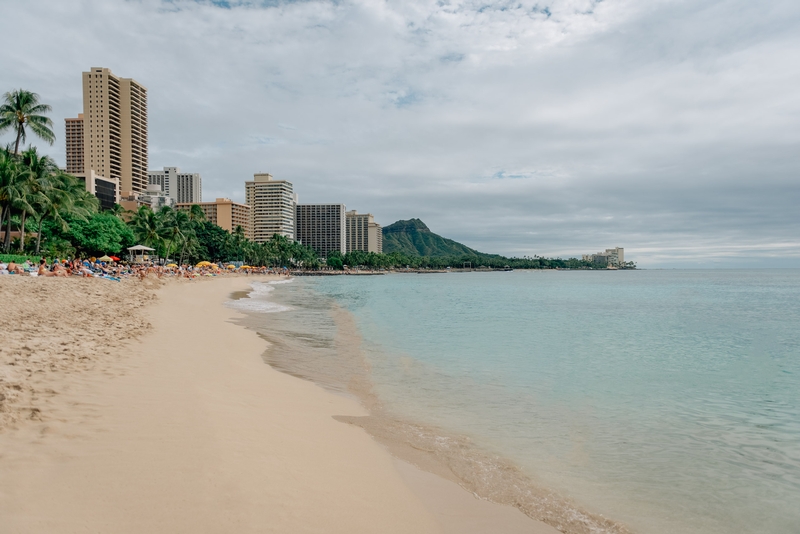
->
xmin=160 ymin=207 xmax=191 ymax=264
xmin=128 ymin=205 xmax=163 ymax=251
xmin=228 ymin=225 xmax=247 ymax=262
xmin=30 ymin=171 xmax=69 ymax=254
xmin=69 ymin=182 xmax=100 ymax=218
xmin=0 ymin=150 xmax=18 ymax=251
xmin=0 ymin=90 xmax=55 ymax=154
xmin=18 ymin=147 xmax=58 ymax=251
xmin=25 ymin=170 xmax=96 ymax=255
xmin=107 ymin=202 xmax=128 ymax=217
xmin=187 ymin=204 xmax=205 ymax=224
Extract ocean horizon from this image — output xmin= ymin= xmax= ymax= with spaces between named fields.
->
xmin=230 ymin=269 xmax=800 ymax=534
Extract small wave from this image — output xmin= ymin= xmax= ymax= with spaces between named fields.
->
xmin=226 ymin=282 xmax=291 ymax=314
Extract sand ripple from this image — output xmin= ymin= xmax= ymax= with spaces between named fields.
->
xmin=0 ymin=276 xmax=161 ymax=430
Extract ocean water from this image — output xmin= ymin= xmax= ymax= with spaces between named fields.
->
xmin=230 ymin=270 xmax=800 ymax=534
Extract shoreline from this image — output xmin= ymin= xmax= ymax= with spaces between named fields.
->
xmin=231 ymin=277 xmax=632 ymax=534
xmin=0 ymin=276 xmax=553 ymax=533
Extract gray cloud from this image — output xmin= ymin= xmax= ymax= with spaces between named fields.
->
xmin=1 ymin=0 xmax=798 ymax=267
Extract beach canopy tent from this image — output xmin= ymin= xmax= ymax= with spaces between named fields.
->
xmin=98 ymin=255 xmax=113 ymax=262
xmin=128 ymin=245 xmax=155 ymax=264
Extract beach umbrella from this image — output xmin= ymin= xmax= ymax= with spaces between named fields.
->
xmin=241 ymin=265 xmax=251 ymax=269
xmin=196 ymin=261 xmax=212 ymax=267
xmin=210 ymin=263 xmax=218 ymax=269
xmin=98 ymin=255 xmax=112 ymax=262
xmin=227 ymin=265 xmax=236 ymax=269
xmin=166 ymin=263 xmax=178 ymax=267
xmin=109 ymin=256 xmax=120 ymax=261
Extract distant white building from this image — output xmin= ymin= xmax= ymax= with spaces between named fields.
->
xmin=584 ymin=247 xmax=625 ymax=267
xmin=120 ymin=185 xmax=176 ymax=212
xmin=245 ymin=173 xmax=295 ymax=242
xmin=140 ymin=184 xmax=177 ymax=210
xmin=605 ymin=247 xmax=624 ymax=266
xmin=148 ymin=166 xmax=202 ymax=204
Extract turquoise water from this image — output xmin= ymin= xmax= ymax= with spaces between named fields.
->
xmin=240 ymin=270 xmax=800 ymax=534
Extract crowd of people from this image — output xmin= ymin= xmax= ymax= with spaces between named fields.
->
xmin=0 ymin=257 xmax=289 ymax=280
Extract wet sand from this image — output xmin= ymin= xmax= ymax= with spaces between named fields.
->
xmin=236 ymin=282 xmax=629 ymax=534
xmin=0 ymin=276 xmax=556 ymax=533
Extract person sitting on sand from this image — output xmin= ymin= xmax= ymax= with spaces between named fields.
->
xmin=6 ymin=261 xmax=24 ymax=274
xmin=38 ymin=259 xmax=55 ymax=277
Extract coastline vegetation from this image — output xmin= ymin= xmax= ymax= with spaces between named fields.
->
xmin=325 ymin=249 xmax=635 ymax=270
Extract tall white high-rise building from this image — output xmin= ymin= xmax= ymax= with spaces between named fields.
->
xmin=245 ymin=173 xmax=295 ymax=243
xmin=148 ymin=166 xmax=202 ymax=204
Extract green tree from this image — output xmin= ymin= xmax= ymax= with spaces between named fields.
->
xmin=0 ymin=90 xmax=55 ymax=154
xmin=187 ymin=204 xmax=205 ymax=223
xmin=227 ymin=225 xmax=247 ymax=262
xmin=326 ymin=250 xmax=344 ymax=270
xmin=193 ymin=220 xmax=229 ymax=263
xmin=45 ymin=212 xmax=134 ymax=257
xmin=160 ymin=207 xmax=193 ymax=264
xmin=17 ymin=147 xmax=58 ymax=251
xmin=128 ymin=205 xmax=164 ymax=251
xmin=28 ymin=171 xmax=91 ymax=255
xmin=0 ymin=148 xmax=23 ymax=252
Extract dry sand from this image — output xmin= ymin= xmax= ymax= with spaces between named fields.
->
xmin=0 ymin=276 xmax=160 ymax=429
xmin=0 ymin=275 xmax=557 ymax=533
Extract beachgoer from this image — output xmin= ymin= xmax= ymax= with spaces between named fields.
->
xmin=38 ymin=260 xmax=56 ymax=277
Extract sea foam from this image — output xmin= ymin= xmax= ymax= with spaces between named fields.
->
xmin=226 ymin=281 xmax=292 ymax=314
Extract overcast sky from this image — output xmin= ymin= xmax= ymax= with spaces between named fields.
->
xmin=2 ymin=0 xmax=798 ymax=267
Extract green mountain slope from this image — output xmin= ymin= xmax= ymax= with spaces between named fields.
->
xmin=381 ymin=219 xmax=494 ymax=257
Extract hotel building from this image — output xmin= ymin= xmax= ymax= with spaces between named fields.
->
xmin=245 ymin=173 xmax=295 ymax=243
xmin=606 ymin=247 xmax=625 ymax=266
xmin=583 ymin=247 xmax=625 ymax=267
xmin=65 ymin=114 xmax=84 ymax=174
xmin=76 ymin=170 xmax=120 ymax=211
xmin=65 ymin=114 xmax=121 ymax=210
xmin=295 ymin=204 xmax=346 ymax=258
xmin=345 ymin=210 xmax=383 ymax=254
xmin=78 ymin=67 xmax=148 ymax=193
xmin=176 ymin=198 xmax=251 ymax=237
xmin=148 ymin=166 xmax=202 ymax=204
xmin=120 ymin=185 xmax=175 ymax=213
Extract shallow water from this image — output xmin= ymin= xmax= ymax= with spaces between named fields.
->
xmin=230 ymin=270 xmax=800 ymax=534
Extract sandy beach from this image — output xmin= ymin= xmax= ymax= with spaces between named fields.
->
xmin=0 ymin=275 xmax=555 ymax=533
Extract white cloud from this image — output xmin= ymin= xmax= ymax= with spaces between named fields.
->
xmin=1 ymin=0 xmax=798 ymax=266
